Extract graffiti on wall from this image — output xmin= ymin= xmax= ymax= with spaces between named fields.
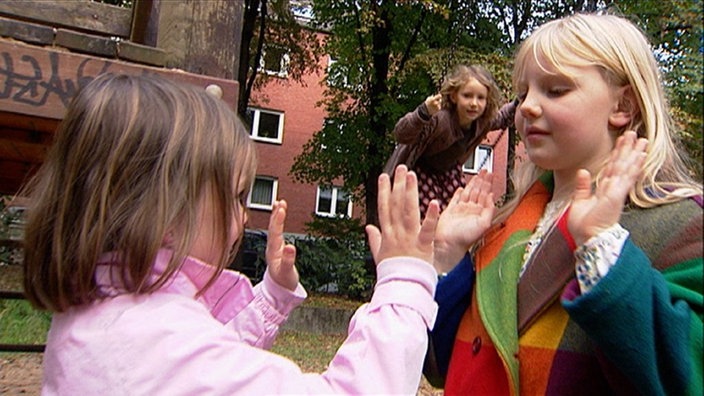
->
xmin=1 ymin=51 xmax=112 ymax=109
xmin=0 ymin=41 xmax=237 ymax=120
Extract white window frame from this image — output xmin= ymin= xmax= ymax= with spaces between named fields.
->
xmin=260 ymin=44 xmax=290 ymax=77
xmin=315 ymin=186 xmax=353 ymax=218
xmin=247 ymin=176 xmax=278 ymax=211
xmin=327 ymin=55 xmax=349 ymax=88
xmin=463 ymin=145 xmax=494 ymax=174
xmin=246 ymin=107 xmax=284 ymax=144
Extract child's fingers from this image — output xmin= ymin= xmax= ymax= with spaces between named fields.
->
xmin=403 ymin=171 xmax=421 ymax=227
xmin=281 ymin=244 xmax=297 ymax=270
xmin=481 ymin=172 xmax=494 ymax=193
xmin=481 ymin=192 xmax=495 ymax=213
xmin=634 ymin=137 xmax=648 ymax=153
xmin=465 ymin=170 xmax=493 ymax=203
xmin=390 ymin=166 xmax=409 ymax=227
xmin=605 ymin=131 xmax=647 ymax=183
xmin=377 ymin=172 xmax=392 ymax=233
xmin=448 ymin=187 xmax=464 ymax=207
xmin=573 ymin=169 xmax=593 ymax=201
xmin=266 ymin=201 xmax=286 ymax=255
xmin=468 ymin=180 xmax=481 ymax=203
xmin=271 ymin=244 xmax=298 ymax=291
xmin=365 ymin=224 xmax=382 ymax=265
xmin=465 ymin=169 xmax=483 ymax=190
xmin=419 ymin=200 xmax=440 ymax=248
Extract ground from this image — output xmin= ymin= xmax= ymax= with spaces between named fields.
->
xmin=1 ymin=353 xmax=42 ymax=395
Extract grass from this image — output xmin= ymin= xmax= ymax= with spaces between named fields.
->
xmin=0 ymin=264 xmax=51 ymax=346
xmin=271 ymin=330 xmax=347 ymax=372
xmin=0 ymin=299 xmax=51 ymax=346
xmin=302 ymin=292 xmax=364 ymax=310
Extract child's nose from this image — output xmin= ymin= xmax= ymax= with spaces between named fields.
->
xmin=518 ymin=94 xmax=540 ymax=118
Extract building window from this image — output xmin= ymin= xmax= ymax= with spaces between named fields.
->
xmin=245 ymin=107 xmax=284 ymax=144
xmin=248 ymin=176 xmax=278 ymax=210
xmin=327 ymin=55 xmax=348 ymax=87
xmin=316 ymin=186 xmax=352 ymax=218
xmin=260 ymin=44 xmax=289 ymax=77
xmin=463 ymin=145 xmax=493 ymax=174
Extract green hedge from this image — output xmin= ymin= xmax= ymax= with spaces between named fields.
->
xmin=232 ymin=230 xmax=374 ymax=301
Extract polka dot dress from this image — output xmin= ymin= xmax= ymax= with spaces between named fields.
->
xmin=415 ymin=162 xmax=465 ymax=217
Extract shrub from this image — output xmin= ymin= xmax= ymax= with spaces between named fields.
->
xmin=234 ymin=228 xmax=374 ymax=301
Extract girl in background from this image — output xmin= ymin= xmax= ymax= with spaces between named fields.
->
xmin=388 ymin=64 xmax=515 ymax=215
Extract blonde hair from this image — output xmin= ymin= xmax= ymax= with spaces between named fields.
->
xmin=22 ymin=74 xmax=257 ymax=312
xmin=497 ymin=13 xmax=702 ymax=224
xmin=440 ymin=64 xmax=502 ymax=131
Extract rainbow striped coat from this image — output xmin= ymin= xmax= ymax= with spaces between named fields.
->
xmin=428 ymin=173 xmax=703 ymax=395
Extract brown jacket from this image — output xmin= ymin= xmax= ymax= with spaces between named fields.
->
xmin=391 ymin=101 xmax=516 ymax=172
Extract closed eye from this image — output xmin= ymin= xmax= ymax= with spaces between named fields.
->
xmin=546 ymin=86 xmax=570 ymax=97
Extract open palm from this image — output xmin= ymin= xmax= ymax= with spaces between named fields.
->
xmin=434 ymin=170 xmax=495 ymax=273
xmin=366 ymin=165 xmax=440 ymax=266
xmin=568 ymin=131 xmax=648 ymax=246
xmin=266 ymin=199 xmax=299 ymax=291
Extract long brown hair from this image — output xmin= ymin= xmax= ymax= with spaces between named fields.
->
xmin=22 ymin=74 xmax=257 ymax=312
xmin=440 ymin=64 xmax=502 ymax=131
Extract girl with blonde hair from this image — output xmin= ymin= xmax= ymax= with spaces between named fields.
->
xmin=427 ymin=13 xmax=703 ymax=395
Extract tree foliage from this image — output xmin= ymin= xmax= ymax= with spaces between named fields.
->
xmin=613 ymin=0 xmax=703 ymax=176
xmin=237 ymin=0 xmax=325 ymax=117
xmin=286 ymin=0 xmax=702 ymax=233
xmin=290 ymin=1 xmax=492 ymax=227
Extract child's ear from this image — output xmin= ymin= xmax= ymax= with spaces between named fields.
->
xmin=609 ymin=85 xmax=637 ymax=128
xmin=162 ymin=231 xmax=175 ymax=248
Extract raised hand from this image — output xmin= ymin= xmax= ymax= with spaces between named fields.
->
xmin=366 ymin=165 xmax=440 ymax=267
xmin=265 ymin=200 xmax=299 ymax=291
xmin=424 ymin=93 xmax=443 ymax=116
xmin=567 ymin=131 xmax=648 ymax=246
xmin=434 ymin=170 xmax=495 ymax=273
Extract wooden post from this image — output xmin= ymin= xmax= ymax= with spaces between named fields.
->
xmin=156 ymin=0 xmax=243 ymax=80
xmin=130 ymin=0 xmax=159 ymax=46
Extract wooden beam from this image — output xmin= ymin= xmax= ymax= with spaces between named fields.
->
xmin=0 ymin=0 xmax=132 ymax=38
xmin=0 ymin=158 xmax=39 ymax=195
xmin=0 ymin=111 xmax=59 ymax=134
xmin=130 ymin=0 xmax=159 ymax=46
xmin=0 ymin=39 xmax=240 ymax=120
xmin=156 ymin=0 xmax=243 ymax=79
xmin=0 ymin=135 xmax=48 ymax=163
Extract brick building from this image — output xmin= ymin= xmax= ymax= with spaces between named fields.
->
xmin=244 ymin=34 xmax=513 ymax=235
xmin=0 ymin=1 xmax=513 ymax=238
xmin=242 ymin=39 xmax=334 ymax=234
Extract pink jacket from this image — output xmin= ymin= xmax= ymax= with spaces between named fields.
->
xmin=42 ymin=249 xmax=438 ymax=395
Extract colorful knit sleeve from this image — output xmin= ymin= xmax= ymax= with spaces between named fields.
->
xmin=563 ymin=240 xmax=703 ymax=395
